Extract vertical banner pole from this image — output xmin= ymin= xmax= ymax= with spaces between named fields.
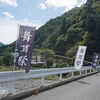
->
xmin=8 ymin=24 xmax=19 ymax=95
xmin=13 ymin=24 xmax=19 ymax=71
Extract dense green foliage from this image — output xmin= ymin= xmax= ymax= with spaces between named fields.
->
xmin=0 ymin=42 xmax=4 ymax=47
xmin=0 ymin=0 xmax=100 ymax=61
xmin=46 ymin=58 xmax=55 ymax=68
xmin=0 ymin=57 xmax=3 ymax=66
xmin=34 ymin=0 xmax=100 ymax=60
xmin=0 ymin=41 xmax=15 ymax=55
xmin=3 ymin=52 xmax=13 ymax=66
xmin=34 ymin=48 xmax=55 ymax=56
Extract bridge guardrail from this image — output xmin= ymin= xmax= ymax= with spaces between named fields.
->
xmin=0 ymin=66 xmax=100 ymax=94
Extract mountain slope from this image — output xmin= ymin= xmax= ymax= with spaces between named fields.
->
xmin=34 ymin=0 xmax=100 ymax=59
xmin=0 ymin=42 xmax=15 ymax=55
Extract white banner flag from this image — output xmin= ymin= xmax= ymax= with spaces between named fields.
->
xmin=74 ymin=45 xmax=87 ymax=70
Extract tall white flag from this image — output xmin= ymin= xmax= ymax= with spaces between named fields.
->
xmin=74 ymin=45 xmax=87 ymax=70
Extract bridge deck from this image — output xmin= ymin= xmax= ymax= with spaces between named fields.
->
xmin=23 ymin=73 xmax=100 ymax=100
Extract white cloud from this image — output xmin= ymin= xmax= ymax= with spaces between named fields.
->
xmin=3 ymin=12 xmax=14 ymax=19
xmin=78 ymin=0 xmax=87 ymax=7
xmin=0 ymin=18 xmax=17 ymax=44
xmin=82 ymin=0 xmax=87 ymax=4
xmin=39 ymin=3 xmax=47 ymax=10
xmin=0 ymin=0 xmax=18 ymax=7
xmin=17 ymin=18 xmax=42 ymax=29
xmin=44 ymin=0 xmax=78 ymax=12
xmin=40 ymin=0 xmax=87 ymax=12
xmin=0 ymin=18 xmax=42 ymax=44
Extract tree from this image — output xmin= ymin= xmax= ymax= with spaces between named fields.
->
xmin=0 ymin=57 xmax=3 ymax=66
xmin=46 ymin=58 xmax=55 ymax=68
xmin=55 ymin=35 xmax=66 ymax=55
xmin=3 ymin=52 xmax=13 ymax=66
xmin=34 ymin=48 xmax=55 ymax=57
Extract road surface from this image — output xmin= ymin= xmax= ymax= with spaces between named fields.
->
xmin=23 ymin=73 xmax=100 ymax=100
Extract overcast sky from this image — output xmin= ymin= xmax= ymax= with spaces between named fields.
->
xmin=0 ymin=0 xmax=87 ymax=44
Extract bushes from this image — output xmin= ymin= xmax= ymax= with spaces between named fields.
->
xmin=3 ymin=52 xmax=13 ymax=66
xmin=46 ymin=58 xmax=55 ymax=68
xmin=0 ymin=57 xmax=3 ymax=66
xmin=57 ymin=62 xmax=67 ymax=68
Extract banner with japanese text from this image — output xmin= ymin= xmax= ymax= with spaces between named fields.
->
xmin=74 ymin=45 xmax=87 ymax=70
xmin=92 ymin=53 xmax=100 ymax=68
xmin=15 ymin=25 xmax=36 ymax=72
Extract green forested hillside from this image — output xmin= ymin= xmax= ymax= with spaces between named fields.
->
xmin=34 ymin=0 xmax=100 ymax=60
xmin=0 ymin=42 xmax=4 ymax=47
xmin=0 ymin=0 xmax=100 ymax=60
xmin=0 ymin=42 xmax=15 ymax=55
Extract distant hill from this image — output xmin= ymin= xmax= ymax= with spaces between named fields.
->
xmin=0 ymin=42 xmax=5 ymax=47
xmin=0 ymin=0 xmax=100 ymax=60
xmin=0 ymin=41 xmax=15 ymax=55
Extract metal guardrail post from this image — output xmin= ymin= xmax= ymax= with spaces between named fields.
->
xmin=80 ymin=70 xmax=82 ymax=76
xmin=72 ymin=71 xmax=74 ymax=78
xmin=8 ymin=81 xmax=13 ymax=95
xmin=41 ymin=76 xmax=45 ymax=87
xmin=85 ymin=70 xmax=87 ymax=74
xmin=59 ymin=74 xmax=62 ymax=81
xmin=90 ymin=68 xmax=92 ymax=73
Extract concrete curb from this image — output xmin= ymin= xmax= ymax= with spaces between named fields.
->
xmin=0 ymin=71 xmax=100 ymax=100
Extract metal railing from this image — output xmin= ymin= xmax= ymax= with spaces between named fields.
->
xmin=0 ymin=66 xmax=100 ymax=95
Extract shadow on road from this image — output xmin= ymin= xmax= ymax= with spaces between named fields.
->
xmin=76 ymin=80 xmax=91 ymax=85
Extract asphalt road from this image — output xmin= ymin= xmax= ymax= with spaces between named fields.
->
xmin=23 ymin=73 xmax=100 ymax=100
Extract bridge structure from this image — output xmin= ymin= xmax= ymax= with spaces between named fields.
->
xmin=0 ymin=66 xmax=100 ymax=100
